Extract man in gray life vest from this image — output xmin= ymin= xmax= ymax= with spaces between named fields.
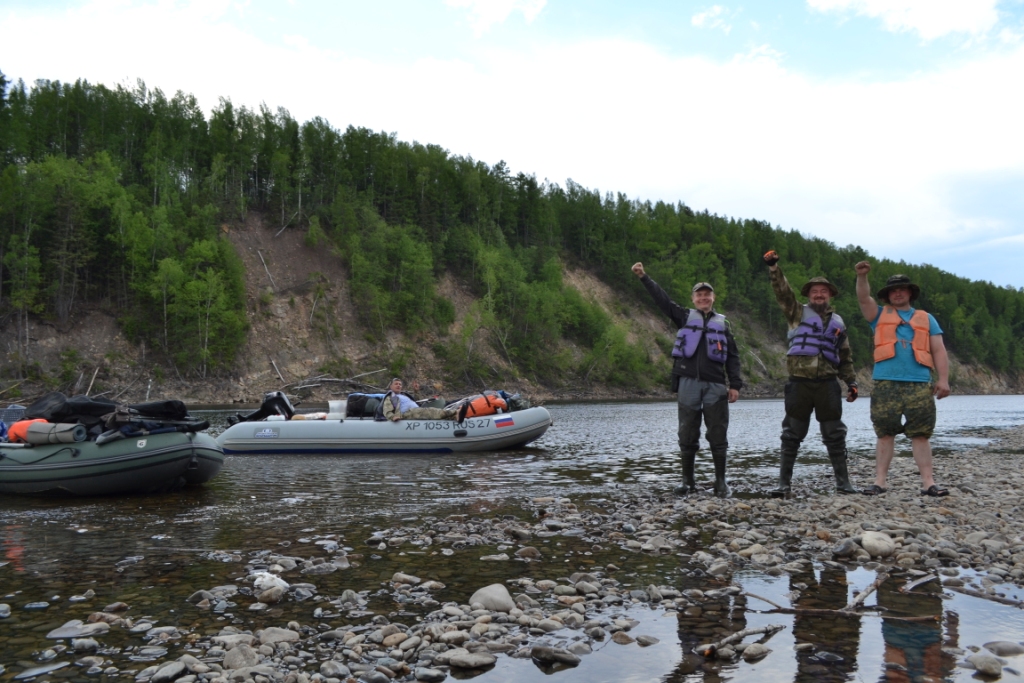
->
xmin=632 ymin=262 xmax=742 ymax=497
xmin=763 ymin=250 xmax=860 ymax=496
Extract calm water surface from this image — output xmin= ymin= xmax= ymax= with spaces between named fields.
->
xmin=1 ymin=396 xmax=1023 ymax=683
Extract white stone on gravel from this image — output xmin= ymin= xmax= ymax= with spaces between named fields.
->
xmin=223 ymin=644 xmax=259 ymax=669
xmin=860 ymin=531 xmax=896 ymax=558
xmin=257 ymin=626 xmax=299 ymax=645
xmin=468 ymin=584 xmax=515 ymax=612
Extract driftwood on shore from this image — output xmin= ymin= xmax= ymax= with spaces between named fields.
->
xmin=843 ymin=573 xmax=888 ymax=611
xmin=742 ymin=588 xmax=940 ymax=623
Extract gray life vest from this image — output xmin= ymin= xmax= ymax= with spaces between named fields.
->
xmin=787 ymin=306 xmax=845 ymax=366
xmin=672 ymin=309 xmax=729 ymax=364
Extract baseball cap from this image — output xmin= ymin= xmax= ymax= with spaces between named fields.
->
xmin=691 ymin=282 xmax=714 ymax=293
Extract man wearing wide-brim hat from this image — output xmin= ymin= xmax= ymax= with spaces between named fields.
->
xmin=855 ymin=264 xmax=951 ymax=497
xmin=763 ymin=251 xmax=860 ymax=497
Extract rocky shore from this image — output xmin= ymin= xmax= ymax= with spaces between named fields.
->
xmin=3 ymin=426 xmax=1024 ymax=682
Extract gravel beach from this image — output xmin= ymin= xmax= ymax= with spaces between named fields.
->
xmin=3 ymin=425 xmax=1024 ymax=682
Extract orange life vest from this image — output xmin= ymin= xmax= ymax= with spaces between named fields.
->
xmin=8 ymin=419 xmax=49 ymax=443
xmin=873 ymin=307 xmax=933 ymax=368
xmin=464 ymin=394 xmax=508 ymax=418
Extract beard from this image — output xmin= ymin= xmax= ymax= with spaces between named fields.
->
xmin=809 ymin=301 xmax=829 ymax=315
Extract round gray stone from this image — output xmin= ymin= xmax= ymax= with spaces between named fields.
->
xmin=467 ymin=584 xmax=515 ymax=613
xmin=448 ymin=652 xmax=497 ymax=669
xmin=530 ymin=646 xmax=581 ymax=666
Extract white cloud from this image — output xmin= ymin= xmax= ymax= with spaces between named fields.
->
xmin=445 ymin=0 xmax=546 ymax=35
xmin=2 ymin=0 xmax=1024 ymax=283
xmin=692 ymin=5 xmax=733 ymax=34
xmin=807 ymin=0 xmax=1002 ymax=40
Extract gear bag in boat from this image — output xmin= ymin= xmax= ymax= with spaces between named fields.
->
xmin=25 ymin=392 xmax=189 ymax=427
xmin=461 ymin=392 xmax=508 ymax=418
xmin=345 ymin=393 xmax=384 ymax=419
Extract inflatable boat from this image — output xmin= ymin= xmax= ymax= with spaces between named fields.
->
xmin=0 ymin=393 xmax=224 ymax=495
xmin=216 ymin=392 xmax=552 ymax=455
xmin=0 ymin=431 xmax=224 ymax=495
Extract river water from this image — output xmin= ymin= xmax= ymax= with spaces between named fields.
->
xmin=1 ymin=396 xmax=1023 ymax=683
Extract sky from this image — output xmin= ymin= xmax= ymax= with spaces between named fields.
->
xmin=2 ymin=0 xmax=1024 ymax=287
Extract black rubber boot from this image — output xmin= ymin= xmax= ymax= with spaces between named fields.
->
xmin=771 ymin=448 xmax=798 ymax=498
xmin=829 ymin=449 xmax=859 ymax=494
xmin=674 ymin=450 xmax=698 ymax=496
xmin=711 ymin=449 xmax=730 ymax=498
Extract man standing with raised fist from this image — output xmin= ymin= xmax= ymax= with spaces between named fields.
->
xmin=763 ymin=250 xmax=860 ymax=497
xmin=632 ymin=262 xmax=742 ymax=497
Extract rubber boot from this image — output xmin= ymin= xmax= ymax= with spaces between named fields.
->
xmin=674 ymin=450 xmax=698 ymax=496
xmin=771 ymin=448 xmax=798 ymax=498
xmin=829 ymin=449 xmax=859 ymax=494
xmin=711 ymin=449 xmax=730 ymax=498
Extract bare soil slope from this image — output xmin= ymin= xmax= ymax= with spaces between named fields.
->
xmin=2 ymin=215 xmax=1018 ymax=406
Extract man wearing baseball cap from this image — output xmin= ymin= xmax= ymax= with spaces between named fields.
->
xmin=855 ymin=263 xmax=950 ymax=497
xmin=763 ymin=251 xmax=860 ymax=496
xmin=632 ymin=262 xmax=742 ymax=497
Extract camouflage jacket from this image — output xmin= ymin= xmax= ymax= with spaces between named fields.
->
xmin=770 ymin=267 xmax=856 ymax=384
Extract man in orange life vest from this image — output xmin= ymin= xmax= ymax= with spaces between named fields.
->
xmin=764 ymin=251 xmax=860 ymax=496
xmin=632 ymin=262 xmax=742 ymax=497
xmin=855 ymin=264 xmax=951 ymax=497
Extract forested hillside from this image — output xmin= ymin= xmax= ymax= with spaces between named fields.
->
xmin=1 ymin=71 xmax=1022 ymax=394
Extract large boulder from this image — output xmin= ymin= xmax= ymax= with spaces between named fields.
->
xmin=860 ymin=531 xmax=895 ymax=558
xmin=468 ymin=584 xmax=515 ymax=612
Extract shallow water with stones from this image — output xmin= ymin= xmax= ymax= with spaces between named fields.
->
xmin=1 ymin=396 xmax=1023 ymax=683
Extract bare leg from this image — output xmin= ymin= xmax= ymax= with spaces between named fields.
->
xmin=911 ymin=436 xmax=936 ymax=490
xmin=875 ymin=436 xmax=895 ymax=488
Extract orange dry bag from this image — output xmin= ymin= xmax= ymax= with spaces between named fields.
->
xmin=8 ymin=419 xmax=49 ymax=443
xmin=464 ymin=394 xmax=508 ymax=418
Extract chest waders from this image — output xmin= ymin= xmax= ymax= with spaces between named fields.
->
xmin=672 ymin=310 xmax=732 ymax=499
xmin=772 ymin=307 xmax=859 ymax=498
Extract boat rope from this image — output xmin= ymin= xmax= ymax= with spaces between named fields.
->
xmin=0 ymin=446 xmax=81 ymax=466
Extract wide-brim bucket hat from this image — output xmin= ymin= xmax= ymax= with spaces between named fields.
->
xmin=800 ymin=276 xmax=839 ymax=298
xmin=877 ymin=274 xmax=920 ymax=303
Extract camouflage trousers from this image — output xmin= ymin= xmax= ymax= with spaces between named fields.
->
xmin=870 ymin=380 xmax=936 ymax=439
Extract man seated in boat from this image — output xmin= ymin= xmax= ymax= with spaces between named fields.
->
xmin=380 ymin=378 xmax=469 ymax=422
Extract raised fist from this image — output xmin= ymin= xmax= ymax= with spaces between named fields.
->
xmin=631 ymin=262 xmax=646 ymax=278
xmin=763 ymin=250 xmax=779 ymax=267
xmin=855 ymin=261 xmax=871 ymax=276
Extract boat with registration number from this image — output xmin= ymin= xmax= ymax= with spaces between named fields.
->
xmin=216 ymin=392 xmax=552 ymax=454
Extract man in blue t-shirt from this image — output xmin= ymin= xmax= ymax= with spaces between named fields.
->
xmin=855 ymin=263 xmax=951 ymax=497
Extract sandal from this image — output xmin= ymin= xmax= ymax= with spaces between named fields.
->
xmin=920 ymin=485 xmax=949 ymax=497
xmin=862 ymin=484 xmax=888 ymax=496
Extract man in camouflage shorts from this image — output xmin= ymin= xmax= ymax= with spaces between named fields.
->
xmin=855 ymin=263 xmax=951 ymax=497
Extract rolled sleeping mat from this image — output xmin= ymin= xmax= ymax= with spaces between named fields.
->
xmin=25 ymin=422 xmax=88 ymax=444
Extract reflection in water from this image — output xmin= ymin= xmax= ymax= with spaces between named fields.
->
xmin=877 ymin=578 xmax=956 ymax=683
xmin=792 ymin=566 xmax=859 ymax=682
